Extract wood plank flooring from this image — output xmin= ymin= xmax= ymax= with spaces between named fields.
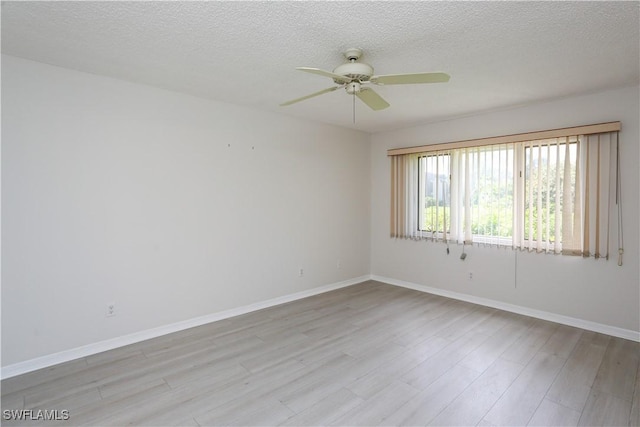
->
xmin=2 ymin=281 xmax=639 ymax=426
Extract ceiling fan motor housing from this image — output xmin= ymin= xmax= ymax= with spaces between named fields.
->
xmin=332 ymin=62 xmax=374 ymax=83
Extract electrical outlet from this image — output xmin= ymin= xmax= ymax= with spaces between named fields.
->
xmin=299 ymin=268 xmax=304 ymax=277
xmin=468 ymin=272 xmax=473 ymax=280
xmin=106 ymin=303 xmax=116 ymax=317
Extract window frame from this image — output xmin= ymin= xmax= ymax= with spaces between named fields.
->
xmin=417 ymin=153 xmax=452 ymax=239
xmin=389 ymin=122 xmax=620 ymax=260
xmin=413 ymin=139 xmax=579 ymax=250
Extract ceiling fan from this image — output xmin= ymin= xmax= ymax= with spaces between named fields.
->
xmin=280 ymin=48 xmax=450 ymax=111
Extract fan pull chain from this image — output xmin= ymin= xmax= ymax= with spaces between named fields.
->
xmin=353 ymin=90 xmax=356 ymax=123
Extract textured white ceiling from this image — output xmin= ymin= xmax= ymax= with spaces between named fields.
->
xmin=2 ymin=1 xmax=639 ymax=133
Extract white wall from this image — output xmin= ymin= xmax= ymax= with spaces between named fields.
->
xmin=3 ymin=53 xmax=638 ymax=371
xmin=1 ymin=55 xmax=371 ymax=366
xmin=371 ymin=86 xmax=640 ymax=334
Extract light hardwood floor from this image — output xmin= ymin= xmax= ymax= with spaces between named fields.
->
xmin=2 ymin=281 xmax=639 ymax=426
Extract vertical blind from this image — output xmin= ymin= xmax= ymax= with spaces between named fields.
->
xmin=390 ymin=153 xmax=421 ymax=239
xmin=389 ymin=124 xmax=621 ymax=261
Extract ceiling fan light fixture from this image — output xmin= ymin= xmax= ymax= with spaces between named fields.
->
xmin=345 ymin=81 xmax=361 ymax=95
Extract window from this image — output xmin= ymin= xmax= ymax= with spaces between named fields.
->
xmin=522 ymin=138 xmax=578 ymax=252
xmin=416 ymin=145 xmax=517 ymax=247
xmin=418 ymin=153 xmax=450 ymax=236
xmin=390 ymin=124 xmax=621 ymax=259
xmin=454 ymin=144 xmax=515 ymax=246
xmin=417 ymin=146 xmax=515 ymax=245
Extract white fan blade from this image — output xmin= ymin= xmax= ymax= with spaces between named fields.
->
xmin=371 ymin=72 xmax=450 ymax=85
xmin=356 ymin=88 xmax=390 ymax=111
xmin=296 ymin=67 xmax=352 ymax=84
xmin=280 ymin=86 xmax=339 ymax=106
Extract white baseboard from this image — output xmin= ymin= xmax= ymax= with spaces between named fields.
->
xmin=4 ymin=273 xmax=637 ymax=379
xmin=1 ymin=275 xmax=369 ymax=379
xmin=371 ymin=275 xmax=640 ymax=343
